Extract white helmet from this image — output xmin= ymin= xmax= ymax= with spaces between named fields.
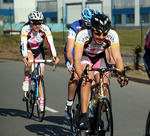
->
xmin=29 ymin=11 xmax=44 ymax=21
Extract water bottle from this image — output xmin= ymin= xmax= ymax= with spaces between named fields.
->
xmin=87 ymin=100 xmax=95 ymax=118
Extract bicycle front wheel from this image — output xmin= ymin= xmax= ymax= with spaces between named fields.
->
xmin=107 ymin=86 xmax=112 ymax=106
xmin=70 ymin=91 xmax=81 ymax=136
xmin=96 ymin=97 xmax=113 ymax=136
xmin=37 ymin=76 xmax=46 ymax=122
xmin=145 ymin=110 xmax=150 ymax=136
xmin=26 ymin=79 xmax=35 ymax=118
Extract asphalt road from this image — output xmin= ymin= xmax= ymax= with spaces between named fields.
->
xmin=122 ymin=55 xmax=143 ymax=64
xmin=0 ymin=60 xmax=149 ymax=136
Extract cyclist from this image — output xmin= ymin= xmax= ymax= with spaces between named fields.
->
xmin=64 ymin=8 xmax=99 ymax=119
xmin=20 ymin=11 xmax=59 ymax=112
xmin=143 ymin=28 xmax=150 ymax=79
xmin=74 ymin=13 xmax=128 ymax=129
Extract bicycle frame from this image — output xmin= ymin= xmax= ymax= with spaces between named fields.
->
xmin=24 ymin=59 xmax=55 ymax=121
xmin=29 ymin=59 xmax=54 ymax=101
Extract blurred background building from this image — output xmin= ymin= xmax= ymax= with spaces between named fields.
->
xmin=0 ymin=0 xmax=149 ymax=32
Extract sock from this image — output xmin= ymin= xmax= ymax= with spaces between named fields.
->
xmin=24 ymin=76 xmax=29 ymax=82
xmin=66 ymin=99 xmax=73 ymax=106
xmin=39 ymin=99 xmax=44 ymax=105
xmin=81 ymin=112 xmax=87 ymax=117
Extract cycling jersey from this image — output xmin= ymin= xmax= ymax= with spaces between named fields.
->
xmin=75 ymin=28 xmax=120 ymax=57
xmin=144 ymin=29 xmax=150 ymax=56
xmin=143 ymin=28 xmax=150 ymax=79
xmin=145 ymin=29 xmax=150 ymax=49
xmin=64 ymin=19 xmax=84 ymax=62
xmin=20 ymin=22 xmax=57 ymax=58
xmin=75 ymin=28 xmax=120 ymax=72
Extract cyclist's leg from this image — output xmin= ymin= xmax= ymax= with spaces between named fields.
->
xmin=65 ymin=62 xmax=79 ymax=119
xmin=22 ymin=51 xmax=34 ymax=91
xmin=78 ymin=56 xmax=94 ymax=129
xmin=39 ymin=64 xmax=45 ymax=98
xmin=93 ymin=57 xmax=109 ymax=97
xmin=34 ymin=53 xmax=45 ymax=111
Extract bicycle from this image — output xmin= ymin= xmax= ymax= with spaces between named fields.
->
xmin=22 ymin=59 xmax=56 ymax=122
xmin=145 ymin=110 xmax=150 ymax=136
xmin=70 ymin=65 xmax=124 ymax=136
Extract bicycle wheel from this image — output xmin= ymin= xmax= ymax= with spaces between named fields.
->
xmin=37 ymin=76 xmax=46 ymax=122
xmin=26 ymin=79 xmax=35 ymax=118
xmin=145 ymin=110 xmax=150 ymax=136
xmin=106 ymin=85 xmax=112 ymax=106
xmin=70 ymin=91 xmax=81 ymax=136
xmin=96 ymin=98 xmax=113 ymax=136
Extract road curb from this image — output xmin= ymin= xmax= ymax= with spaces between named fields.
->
xmin=0 ymin=57 xmax=149 ymax=85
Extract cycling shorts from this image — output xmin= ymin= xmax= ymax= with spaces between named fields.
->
xmin=28 ymin=48 xmax=45 ymax=67
xmin=81 ymin=52 xmax=108 ymax=76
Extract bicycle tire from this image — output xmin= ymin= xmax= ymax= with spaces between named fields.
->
xmin=70 ymin=90 xmax=81 ymax=136
xmin=107 ymin=85 xmax=112 ymax=106
xmin=96 ymin=98 xmax=113 ymax=136
xmin=145 ymin=110 xmax=150 ymax=136
xmin=26 ymin=79 xmax=35 ymax=118
xmin=37 ymin=76 xmax=46 ymax=122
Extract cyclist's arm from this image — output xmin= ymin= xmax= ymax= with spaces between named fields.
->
xmin=111 ymin=45 xmax=124 ymax=72
xmin=74 ymin=42 xmax=84 ymax=79
xmin=44 ymin=26 xmax=59 ymax=64
xmin=20 ymin=30 xmax=28 ymax=57
xmin=45 ymin=34 xmax=57 ymax=57
xmin=66 ymin=38 xmax=75 ymax=64
xmin=20 ymin=29 xmax=29 ymax=65
xmin=66 ymin=28 xmax=76 ymax=64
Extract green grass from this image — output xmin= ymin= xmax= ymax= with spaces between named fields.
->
xmin=0 ymin=29 xmax=147 ymax=50
xmin=0 ymin=26 xmax=4 ymax=35
xmin=117 ymin=29 xmax=147 ymax=50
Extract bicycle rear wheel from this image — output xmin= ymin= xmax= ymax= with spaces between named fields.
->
xmin=145 ymin=110 xmax=150 ymax=136
xmin=96 ymin=98 xmax=113 ymax=136
xmin=26 ymin=79 xmax=35 ymax=118
xmin=37 ymin=76 xmax=46 ymax=122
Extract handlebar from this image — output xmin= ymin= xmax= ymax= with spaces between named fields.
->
xmin=29 ymin=59 xmax=56 ymax=71
xmin=83 ymin=64 xmax=123 ymax=75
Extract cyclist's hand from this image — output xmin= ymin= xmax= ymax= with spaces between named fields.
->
xmin=53 ymin=56 xmax=59 ymax=64
xmin=117 ymin=76 xmax=128 ymax=87
xmin=23 ymin=56 xmax=28 ymax=65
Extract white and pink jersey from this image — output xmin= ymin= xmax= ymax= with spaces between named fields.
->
xmin=20 ymin=22 xmax=57 ymax=57
xmin=145 ymin=29 xmax=150 ymax=49
xmin=75 ymin=28 xmax=120 ymax=58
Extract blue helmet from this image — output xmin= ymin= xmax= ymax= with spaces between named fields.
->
xmin=81 ymin=8 xmax=100 ymax=23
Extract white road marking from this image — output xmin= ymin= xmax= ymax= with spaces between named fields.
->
xmin=34 ymin=103 xmax=59 ymax=113
xmin=45 ymin=106 xmax=59 ymax=113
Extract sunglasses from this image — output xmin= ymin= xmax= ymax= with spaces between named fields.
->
xmin=31 ymin=20 xmax=42 ymax=25
xmin=94 ymin=31 xmax=108 ymax=36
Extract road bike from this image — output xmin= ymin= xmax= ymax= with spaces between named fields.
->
xmin=70 ymin=65 xmax=124 ymax=136
xmin=145 ymin=110 xmax=150 ymax=136
xmin=22 ymin=59 xmax=56 ymax=122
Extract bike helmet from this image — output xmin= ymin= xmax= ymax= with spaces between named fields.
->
xmin=91 ymin=13 xmax=111 ymax=33
xmin=81 ymin=8 xmax=100 ymax=23
xmin=28 ymin=11 xmax=44 ymax=23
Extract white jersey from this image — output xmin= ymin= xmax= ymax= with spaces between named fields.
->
xmin=20 ymin=22 xmax=57 ymax=57
xmin=75 ymin=28 xmax=120 ymax=57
